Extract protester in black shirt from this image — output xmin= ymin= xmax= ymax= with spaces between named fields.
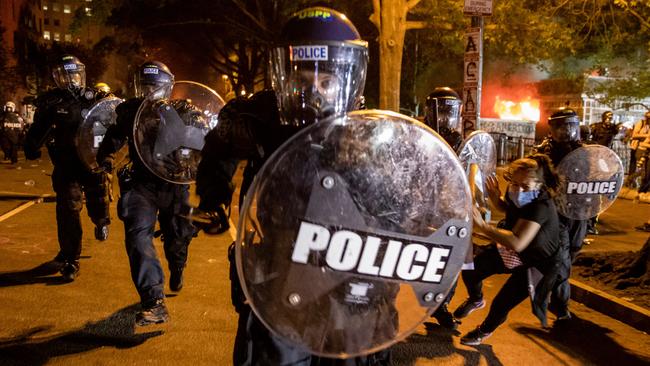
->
xmin=455 ymin=154 xmax=563 ymax=345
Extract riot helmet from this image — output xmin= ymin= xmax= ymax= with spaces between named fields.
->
xmin=134 ymin=61 xmax=174 ymax=100
xmin=269 ymin=7 xmax=368 ymax=126
xmin=95 ymin=82 xmax=111 ymax=94
xmin=424 ymin=87 xmax=462 ymax=132
xmin=548 ymin=107 xmax=580 ymax=143
xmin=4 ymin=101 xmax=16 ymax=112
xmin=601 ymin=110 xmax=613 ymax=124
xmin=52 ymin=55 xmax=86 ymax=90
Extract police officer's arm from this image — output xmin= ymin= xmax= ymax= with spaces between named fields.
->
xmin=24 ymin=93 xmax=59 ymax=160
xmin=196 ymin=96 xmax=266 ymax=211
xmin=96 ymin=99 xmax=136 ymax=172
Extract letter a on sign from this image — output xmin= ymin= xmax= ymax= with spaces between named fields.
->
xmin=466 ymin=36 xmax=477 ymax=53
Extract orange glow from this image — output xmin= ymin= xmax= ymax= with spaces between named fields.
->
xmin=494 ymin=96 xmax=540 ymax=121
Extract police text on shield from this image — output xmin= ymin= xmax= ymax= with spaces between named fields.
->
xmin=291 ymin=221 xmax=451 ymax=283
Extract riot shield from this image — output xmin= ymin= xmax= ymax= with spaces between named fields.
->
xmin=75 ymin=96 xmax=122 ymax=171
xmin=236 ymin=110 xmax=473 ymax=358
xmin=457 ymin=131 xmax=496 ymax=212
xmin=555 ymin=145 xmax=623 ymax=220
xmin=133 ymin=81 xmax=225 ymax=184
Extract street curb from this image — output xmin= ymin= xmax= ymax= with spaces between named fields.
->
xmin=570 ymin=278 xmax=650 ymax=333
xmin=0 ymin=191 xmax=55 ymax=202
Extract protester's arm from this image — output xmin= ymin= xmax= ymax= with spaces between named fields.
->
xmin=472 ymin=206 xmax=541 ymax=252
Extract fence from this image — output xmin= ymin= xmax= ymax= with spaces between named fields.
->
xmin=489 ymin=132 xmax=631 ymax=172
xmin=488 ymin=133 xmax=536 ymax=166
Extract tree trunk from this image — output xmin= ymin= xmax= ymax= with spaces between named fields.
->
xmin=371 ymin=0 xmax=422 ymax=112
xmin=378 ymin=4 xmax=407 ymax=111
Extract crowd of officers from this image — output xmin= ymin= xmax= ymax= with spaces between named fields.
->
xmin=2 ymin=5 xmax=649 ymax=365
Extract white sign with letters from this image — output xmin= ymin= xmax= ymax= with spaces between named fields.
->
xmin=464 ymin=0 xmax=493 ymax=16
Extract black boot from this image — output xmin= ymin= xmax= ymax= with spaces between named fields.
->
xmin=94 ymin=225 xmax=109 ymax=241
xmin=60 ymin=261 xmax=80 ymax=282
xmin=432 ymin=304 xmax=460 ymax=330
xmin=170 ymin=267 xmax=184 ymax=292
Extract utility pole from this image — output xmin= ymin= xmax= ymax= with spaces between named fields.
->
xmin=462 ymin=0 xmax=493 ymax=137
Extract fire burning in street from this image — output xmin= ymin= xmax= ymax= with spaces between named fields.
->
xmin=493 ymin=96 xmax=541 ymax=122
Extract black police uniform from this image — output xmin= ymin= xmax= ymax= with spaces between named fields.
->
xmin=24 ymin=87 xmax=111 ymax=267
xmin=197 ymin=90 xmax=390 ymax=366
xmin=532 ymin=137 xmax=586 ymax=318
xmin=96 ymin=97 xmax=195 ymax=307
xmin=0 ymin=110 xmax=24 ymax=163
xmin=590 ymin=122 xmax=620 ymax=148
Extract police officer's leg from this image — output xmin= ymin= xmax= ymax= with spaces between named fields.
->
xmin=119 ymin=183 xmax=165 ymax=304
xmin=52 ymin=168 xmax=84 ymax=280
xmin=158 ymin=185 xmax=194 ymax=291
xmin=246 ymin=311 xmax=311 ymax=366
xmin=52 ymin=168 xmax=83 ymax=260
xmin=81 ymin=170 xmax=111 ymax=240
xmin=9 ymin=139 xmax=18 ymax=164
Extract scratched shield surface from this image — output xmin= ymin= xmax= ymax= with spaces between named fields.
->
xmin=236 ymin=110 xmax=473 ymax=357
xmin=133 ymin=81 xmax=224 ymax=184
xmin=76 ymin=96 xmax=123 ymax=171
xmin=555 ymin=145 xmax=623 ymax=220
xmin=457 ymin=131 xmax=496 ymax=211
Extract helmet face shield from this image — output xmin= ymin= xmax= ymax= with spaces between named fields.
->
xmin=550 ymin=118 xmax=580 ymax=143
xmin=425 ymin=98 xmax=461 ymax=132
xmin=52 ymin=63 xmax=86 ymax=90
xmin=134 ymin=63 xmax=174 ymax=99
xmin=270 ymin=42 xmax=368 ymax=126
xmin=4 ymin=102 xmax=15 ymax=112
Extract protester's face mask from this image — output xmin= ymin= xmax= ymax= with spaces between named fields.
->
xmin=506 ymin=170 xmax=541 ymax=208
xmin=507 ymin=187 xmax=540 ymax=208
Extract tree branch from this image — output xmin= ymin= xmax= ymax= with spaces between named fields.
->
xmin=230 ymin=0 xmax=269 ymax=33
xmin=369 ymin=0 xmax=381 ymax=30
xmin=406 ymin=0 xmax=422 ymax=11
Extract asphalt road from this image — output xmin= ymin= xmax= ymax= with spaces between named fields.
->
xmin=1 ymin=153 xmax=649 ymax=365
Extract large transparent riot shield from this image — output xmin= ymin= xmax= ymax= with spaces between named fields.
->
xmin=75 ymin=96 xmax=122 ymax=171
xmin=555 ymin=145 xmax=624 ymax=220
xmin=236 ymin=110 xmax=473 ymax=358
xmin=457 ymin=131 xmax=496 ymax=212
xmin=133 ymin=81 xmax=225 ymax=184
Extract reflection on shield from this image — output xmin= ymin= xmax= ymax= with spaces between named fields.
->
xmin=555 ymin=145 xmax=624 ymax=220
xmin=133 ymin=81 xmax=225 ymax=184
xmin=236 ymin=110 xmax=473 ymax=357
xmin=457 ymin=131 xmax=496 ymax=212
xmin=76 ymin=96 xmax=123 ymax=171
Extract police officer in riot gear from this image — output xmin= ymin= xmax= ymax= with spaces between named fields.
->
xmin=196 ymin=7 xmax=393 ymax=365
xmin=586 ymin=111 xmax=622 ymax=234
xmin=424 ymin=87 xmax=463 ymax=151
xmin=97 ymin=61 xmax=195 ymax=326
xmin=23 ymin=55 xmax=112 ymax=282
xmin=422 ymin=87 xmax=465 ymax=329
xmin=1 ymin=101 xmax=24 ymax=164
xmin=591 ymin=111 xmax=621 ymax=148
xmin=533 ymin=107 xmax=586 ymax=320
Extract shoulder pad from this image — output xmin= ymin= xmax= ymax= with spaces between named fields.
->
xmin=34 ymin=89 xmax=67 ymax=109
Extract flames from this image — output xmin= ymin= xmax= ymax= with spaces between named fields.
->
xmin=493 ymin=96 xmax=540 ymax=122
